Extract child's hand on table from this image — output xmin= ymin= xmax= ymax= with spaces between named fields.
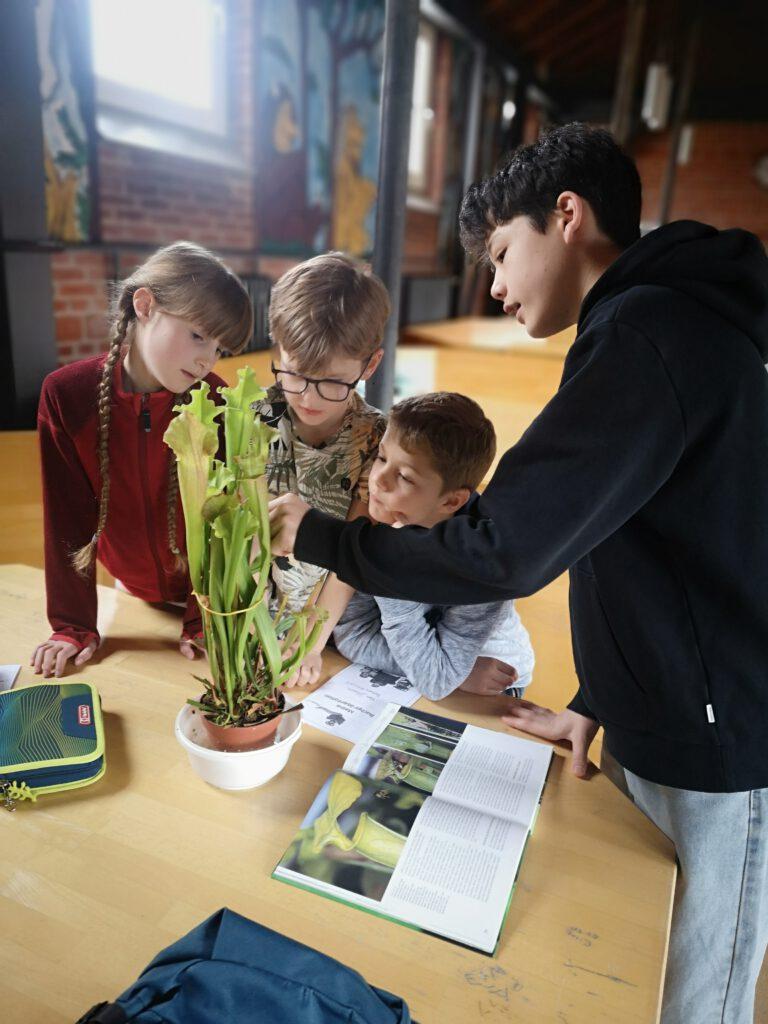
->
xmin=269 ymin=494 xmax=312 ymax=556
xmin=459 ymin=656 xmax=518 ymax=695
xmin=31 ymin=637 xmax=97 ymax=678
xmin=179 ymin=635 xmax=205 ymax=660
xmin=502 ymin=701 xmax=599 ymax=779
xmin=282 ymin=649 xmax=323 ymax=689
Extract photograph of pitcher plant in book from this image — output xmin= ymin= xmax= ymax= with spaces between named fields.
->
xmin=359 ymin=748 xmax=443 ymax=794
xmin=392 ymin=708 xmax=466 ymax=743
xmin=279 ymin=771 xmax=425 ymax=900
xmin=164 ymin=367 xmax=326 ymax=741
xmin=371 ymin=708 xmax=466 ymax=766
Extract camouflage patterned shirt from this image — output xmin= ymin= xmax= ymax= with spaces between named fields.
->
xmin=254 ymin=386 xmax=386 ymax=611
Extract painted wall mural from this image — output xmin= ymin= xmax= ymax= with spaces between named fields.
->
xmin=35 ymin=0 xmax=93 ymax=242
xmin=257 ymin=0 xmax=385 ymax=257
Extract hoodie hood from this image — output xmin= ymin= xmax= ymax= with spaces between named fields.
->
xmin=581 ymin=220 xmax=768 ymax=361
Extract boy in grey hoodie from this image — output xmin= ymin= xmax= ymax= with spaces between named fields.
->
xmin=332 ymin=392 xmax=534 ymax=701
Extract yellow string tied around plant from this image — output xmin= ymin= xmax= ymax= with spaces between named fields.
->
xmin=192 ymin=591 xmax=268 ymax=618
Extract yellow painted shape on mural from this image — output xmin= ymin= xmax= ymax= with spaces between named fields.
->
xmin=44 ymin=143 xmax=82 ymax=242
xmin=273 ymin=95 xmax=301 ymax=153
xmin=332 ymin=105 xmax=376 ymax=256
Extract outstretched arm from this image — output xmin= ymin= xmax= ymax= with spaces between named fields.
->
xmin=274 ymin=324 xmax=685 ymax=606
xmin=34 ymin=379 xmax=101 ymax=676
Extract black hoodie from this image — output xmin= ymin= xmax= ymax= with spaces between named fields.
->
xmin=297 ymin=221 xmax=768 ymax=792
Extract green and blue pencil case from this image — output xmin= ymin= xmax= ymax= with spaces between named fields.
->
xmin=0 ymin=681 xmax=105 ymax=808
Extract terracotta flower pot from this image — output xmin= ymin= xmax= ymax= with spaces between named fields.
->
xmin=198 ymin=713 xmax=280 ymax=752
xmin=195 ymin=691 xmax=286 ymax=752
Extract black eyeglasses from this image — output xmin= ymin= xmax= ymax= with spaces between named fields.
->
xmin=270 ymin=354 xmax=373 ymax=403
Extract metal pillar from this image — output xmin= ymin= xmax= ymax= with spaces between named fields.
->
xmin=365 ymin=0 xmax=420 ymax=413
xmin=610 ymin=0 xmax=648 ymax=146
xmin=658 ymin=10 xmax=702 ymax=224
xmin=456 ymin=40 xmax=486 ymax=317
xmin=0 ymin=1 xmax=58 ymax=428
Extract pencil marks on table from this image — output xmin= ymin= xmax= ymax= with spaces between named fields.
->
xmin=565 ymin=925 xmax=599 ymax=948
xmin=563 ymin=960 xmax=638 ymax=987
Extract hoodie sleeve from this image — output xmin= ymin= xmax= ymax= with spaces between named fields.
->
xmin=567 ymin=687 xmax=598 ymax=721
xmin=38 ymin=377 xmax=100 ymax=651
xmin=295 ymin=322 xmax=686 ymax=604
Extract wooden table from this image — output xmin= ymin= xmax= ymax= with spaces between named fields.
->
xmin=0 ymin=565 xmax=675 ymax=1023
xmin=401 ymin=317 xmax=577 ymax=359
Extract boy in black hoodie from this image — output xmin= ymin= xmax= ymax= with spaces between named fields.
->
xmin=270 ymin=123 xmax=768 ymax=1023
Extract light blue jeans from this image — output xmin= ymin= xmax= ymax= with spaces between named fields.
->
xmin=601 ymin=747 xmax=768 ymax=1024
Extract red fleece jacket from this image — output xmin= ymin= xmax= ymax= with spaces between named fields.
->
xmin=38 ymin=354 xmax=225 ymax=651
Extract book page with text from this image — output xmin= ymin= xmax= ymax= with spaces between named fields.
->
xmin=380 ymin=795 xmax=529 ymax=953
xmin=432 ymin=724 xmax=552 ymax=826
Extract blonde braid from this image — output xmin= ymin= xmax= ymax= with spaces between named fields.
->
xmin=72 ymin=294 xmax=134 ymax=574
xmin=166 ymin=445 xmax=187 ymax=574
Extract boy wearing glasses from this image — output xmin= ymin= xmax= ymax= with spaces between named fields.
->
xmin=255 ymin=252 xmax=389 ymax=686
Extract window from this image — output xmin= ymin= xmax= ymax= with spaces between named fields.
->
xmin=89 ymin=0 xmax=229 ymax=144
xmin=408 ymin=21 xmax=437 ymax=197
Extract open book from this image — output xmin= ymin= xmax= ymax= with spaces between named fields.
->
xmin=273 ymin=703 xmax=553 ymax=954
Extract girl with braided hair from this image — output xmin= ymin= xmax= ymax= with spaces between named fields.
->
xmin=32 ymin=241 xmax=253 ymax=678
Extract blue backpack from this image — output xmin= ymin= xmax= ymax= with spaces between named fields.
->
xmin=76 ymin=908 xmax=412 ymax=1023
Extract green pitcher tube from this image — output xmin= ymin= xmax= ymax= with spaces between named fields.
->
xmin=350 ymin=813 xmax=406 ymax=868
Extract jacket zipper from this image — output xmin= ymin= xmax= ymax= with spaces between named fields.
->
xmin=1 ymin=759 xmax=102 ymax=786
xmin=138 ymin=394 xmax=170 ymax=601
xmin=141 ymin=398 xmax=151 ymax=433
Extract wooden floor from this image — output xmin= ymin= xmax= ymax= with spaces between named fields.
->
xmin=2 ymin=328 xmax=766 ymax=1020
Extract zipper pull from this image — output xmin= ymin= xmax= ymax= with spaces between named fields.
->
xmin=1 ymin=780 xmax=35 ymax=809
xmin=140 ymin=395 xmax=151 ymax=433
xmin=1 ymin=781 xmax=17 ymax=811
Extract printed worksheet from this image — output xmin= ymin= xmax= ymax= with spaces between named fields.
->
xmin=300 ymin=664 xmax=419 ymax=742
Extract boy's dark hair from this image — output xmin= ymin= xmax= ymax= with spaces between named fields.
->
xmin=459 ymin=122 xmax=642 ymax=260
xmin=389 ymin=392 xmax=496 ymax=493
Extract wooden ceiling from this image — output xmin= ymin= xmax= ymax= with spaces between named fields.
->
xmin=438 ymin=0 xmax=768 ymax=121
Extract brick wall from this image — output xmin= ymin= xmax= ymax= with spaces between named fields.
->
xmin=98 ymin=146 xmax=255 ymax=252
xmin=52 ymin=249 xmax=111 ymax=363
xmin=634 ymin=121 xmax=768 ymax=242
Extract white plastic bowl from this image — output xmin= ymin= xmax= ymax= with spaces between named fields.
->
xmin=174 ymin=703 xmax=302 ymax=790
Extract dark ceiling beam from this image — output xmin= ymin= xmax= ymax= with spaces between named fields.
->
xmin=522 ymin=0 xmax=614 ymax=59
xmin=452 ymin=0 xmax=766 ymax=122
xmin=434 ymin=0 xmax=561 ymax=114
xmin=549 ymin=31 xmax=626 ymax=105
xmin=503 ymin=0 xmax=566 ymax=39
xmin=556 ymin=46 xmax=617 ymax=79
xmin=542 ymin=6 xmax=625 ymax=65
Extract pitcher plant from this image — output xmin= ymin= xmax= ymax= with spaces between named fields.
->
xmin=164 ymin=366 xmax=325 ymax=727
